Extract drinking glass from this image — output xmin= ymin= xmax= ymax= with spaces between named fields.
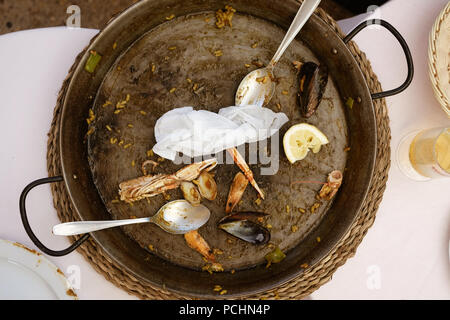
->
xmin=396 ymin=126 xmax=450 ymax=181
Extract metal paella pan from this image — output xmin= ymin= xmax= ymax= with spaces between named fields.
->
xmin=20 ymin=0 xmax=413 ymax=298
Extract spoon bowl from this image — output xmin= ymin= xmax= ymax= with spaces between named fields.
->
xmin=235 ymin=67 xmax=276 ymax=107
xmin=52 ymin=200 xmax=210 ymax=236
xmin=153 ymin=200 xmax=211 ymax=234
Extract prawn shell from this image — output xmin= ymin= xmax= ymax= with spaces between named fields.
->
xmin=319 ymin=170 xmax=343 ymax=200
xmin=196 ymin=171 xmax=217 ymax=201
xmin=225 ymin=172 xmax=249 ymax=213
xmin=184 ymin=230 xmax=215 ymax=262
xmin=180 ymin=181 xmax=201 ymax=206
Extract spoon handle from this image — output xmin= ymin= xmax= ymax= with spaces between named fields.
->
xmin=52 ymin=217 xmax=152 ymax=236
xmin=270 ymin=0 xmax=321 ymax=66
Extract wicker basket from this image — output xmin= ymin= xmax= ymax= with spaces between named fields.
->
xmin=428 ymin=1 xmax=450 ymax=117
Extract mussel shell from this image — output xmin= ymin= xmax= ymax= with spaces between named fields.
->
xmin=218 ymin=219 xmax=270 ymax=245
xmin=297 ymin=62 xmax=328 ymax=118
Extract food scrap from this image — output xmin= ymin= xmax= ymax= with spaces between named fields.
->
xmin=252 ymin=60 xmax=263 ymax=68
xmin=215 ymin=5 xmax=236 ymax=29
xmin=293 ymin=60 xmax=303 ymax=71
xmin=256 ymin=76 xmax=269 ymax=84
xmin=86 ymin=108 xmax=95 ymax=125
xmin=85 ymin=50 xmax=102 ymax=73
xmin=165 ymin=14 xmax=175 ymax=20
xmin=146 ymin=149 xmax=154 ymax=157
xmin=115 ymin=94 xmax=130 ymax=111
xmin=213 ymin=50 xmax=223 ymax=57
xmin=345 ymin=97 xmax=354 ymax=109
xmin=265 ymin=246 xmax=286 ymax=268
xmin=86 ymin=127 xmax=94 ymax=136
xmin=310 ymin=202 xmax=321 ymax=213
xmin=318 ymin=170 xmax=343 ymax=200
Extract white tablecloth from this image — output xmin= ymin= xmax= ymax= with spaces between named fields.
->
xmin=0 ymin=0 xmax=448 ymax=299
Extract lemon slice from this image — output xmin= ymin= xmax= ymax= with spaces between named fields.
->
xmin=283 ymin=123 xmax=329 ymax=163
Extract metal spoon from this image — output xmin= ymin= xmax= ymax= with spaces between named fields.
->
xmin=235 ymin=0 xmax=321 ymax=107
xmin=52 ymin=200 xmax=210 ymax=236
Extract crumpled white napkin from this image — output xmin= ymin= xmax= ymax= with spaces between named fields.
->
xmin=153 ymin=105 xmax=289 ymax=160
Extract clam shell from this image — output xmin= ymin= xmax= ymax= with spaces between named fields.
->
xmin=195 ymin=171 xmax=217 ymax=201
xmin=180 ymin=181 xmax=201 ymax=206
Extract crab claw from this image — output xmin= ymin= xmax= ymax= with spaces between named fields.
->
xmin=227 ymin=148 xmax=264 ymax=199
xmin=175 ymin=158 xmax=218 ymax=181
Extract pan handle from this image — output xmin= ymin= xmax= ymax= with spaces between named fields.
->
xmin=343 ymin=19 xmax=414 ymax=100
xmin=19 ymin=176 xmax=90 ymax=256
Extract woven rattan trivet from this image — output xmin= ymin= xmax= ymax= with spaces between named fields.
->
xmin=46 ymin=7 xmax=390 ymax=300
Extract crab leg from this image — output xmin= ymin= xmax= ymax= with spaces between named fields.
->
xmin=227 ymin=148 xmax=264 ymax=199
xmin=175 ymin=158 xmax=217 ymax=181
